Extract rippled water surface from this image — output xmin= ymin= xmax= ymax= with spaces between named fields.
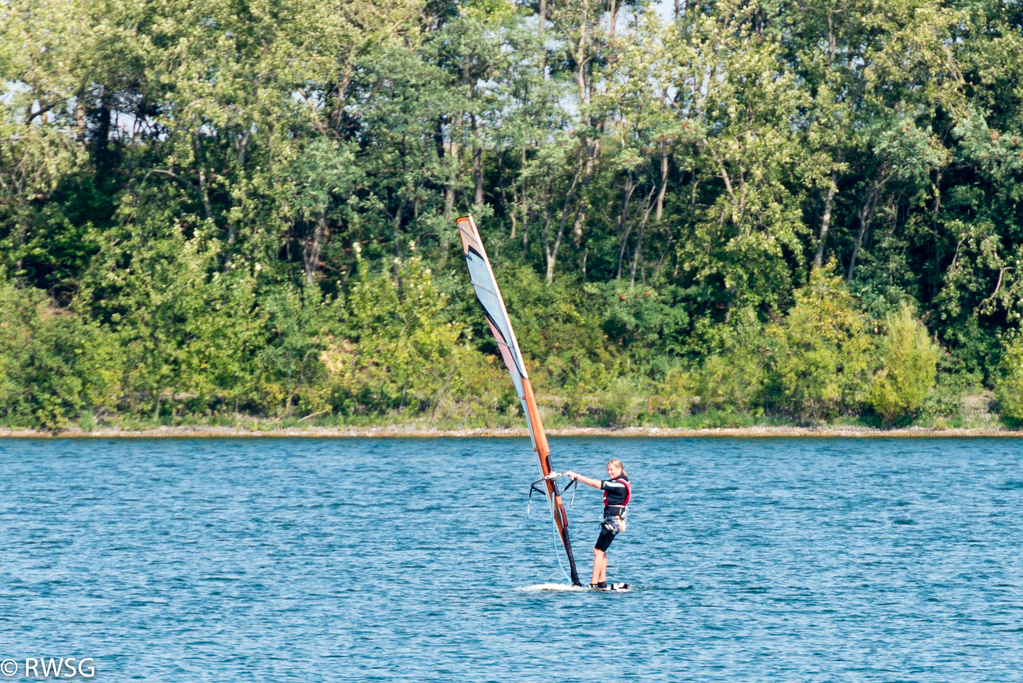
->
xmin=2 ymin=437 xmax=1022 ymax=681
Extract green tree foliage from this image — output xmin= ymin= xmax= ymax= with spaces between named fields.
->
xmin=327 ymin=250 xmax=464 ymax=413
xmin=767 ymin=267 xmax=873 ymax=421
xmin=995 ymin=334 xmax=1023 ymax=424
xmin=4 ymin=0 xmax=1023 ymax=427
xmin=693 ymin=308 xmax=767 ymax=414
xmin=0 ymin=276 xmax=119 ymax=427
xmin=868 ymin=304 xmax=941 ymax=423
xmin=324 ymin=248 xmax=510 ymax=422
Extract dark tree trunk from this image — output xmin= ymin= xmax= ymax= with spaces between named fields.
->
xmin=303 ymin=209 xmax=327 ymax=286
xmin=544 ymin=149 xmax=585 ymax=284
xmin=655 ymin=143 xmax=669 ymax=222
xmin=539 ymin=0 xmax=547 ymax=74
xmin=392 ymin=194 xmax=408 ymax=279
xmin=442 ymin=116 xmax=460 ymax=252
xmin=847 ymin=184 xmax=879 ymax=283
xmin=631 ymin=185 xmax=657 ymax=288
xmin=94 ymin=87 xmax=113 ymax=181
xmin=471 ymin=113 xmax=483 ymax=207
xmin=814 ymin=176 xmax=837 ymax=269
xmin=615 ymin=174 xmax=637 ymax=279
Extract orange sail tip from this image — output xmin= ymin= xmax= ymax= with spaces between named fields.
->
xmin=455 ymin=216 xmax=480 ymax=257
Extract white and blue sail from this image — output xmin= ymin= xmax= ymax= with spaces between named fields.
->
xmin=456 ymin=216 xmax=581 ymax=585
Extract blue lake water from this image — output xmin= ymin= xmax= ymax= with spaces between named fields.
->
xmin=1 ymin=437 xmax=1021 ymax=681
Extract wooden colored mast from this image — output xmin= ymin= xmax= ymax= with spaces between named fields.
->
xmin=521 ymin=376 xmax=580 ymax=585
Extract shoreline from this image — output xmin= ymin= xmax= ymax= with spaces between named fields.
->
xmin=0 ymin=424 xmax=1019 ymax=438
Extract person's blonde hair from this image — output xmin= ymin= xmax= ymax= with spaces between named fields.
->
xmin=606 ymin=458 xmax=627 ymax=477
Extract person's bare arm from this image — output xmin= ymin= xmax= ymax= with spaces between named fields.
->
xmin=564 ymin=471 xmax=602 ymax=489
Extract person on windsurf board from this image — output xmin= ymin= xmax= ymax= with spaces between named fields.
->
xmin=564 ymin=458 xmax=631 ymax=589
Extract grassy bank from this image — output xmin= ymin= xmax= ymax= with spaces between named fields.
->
xmin=2 ymin=424 xmax=1018 ymax=438
xmin=1 ymin=399 xmax=1011 ymax=437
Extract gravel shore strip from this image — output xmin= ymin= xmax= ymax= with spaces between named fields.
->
xmin=1 ymin=425 xmax=1019 ymax=438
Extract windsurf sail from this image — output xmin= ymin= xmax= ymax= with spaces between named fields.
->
xmin=456 ymin=215 xmax=582 ymax=586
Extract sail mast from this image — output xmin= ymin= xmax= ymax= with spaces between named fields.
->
xmin=456 ymin=216 xmax=581 ymax=585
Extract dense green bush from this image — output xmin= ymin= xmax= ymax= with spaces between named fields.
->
xmin=766 ymin=267 xmax=873 ymax=421
xmin=0 ymin=279 xmax=120 ymax=427
xmin=995 ymin=334 xmax=1023 ymax=424
xmin=322 ymin=250 xmax=511 ymax=421
xmin=694 ymin=309 xmax=768 ymax=414
xmin=868 ymin=305 xmax=940 ymax=424
xmin=696 ymin=352 xmax=766 ymax=413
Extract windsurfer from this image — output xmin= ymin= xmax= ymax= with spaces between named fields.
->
xmin=565 ymin=459 xmax=631 ymax=588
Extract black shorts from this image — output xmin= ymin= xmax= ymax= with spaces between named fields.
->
xmin=595 ymin=526 xmax=616 ymax=552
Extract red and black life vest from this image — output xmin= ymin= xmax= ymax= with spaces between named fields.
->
xmin=602 ymin=474 xmax=631 ymax=516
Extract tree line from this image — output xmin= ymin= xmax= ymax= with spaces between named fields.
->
xmin=2 ymin=0 xmax=1023 ymax=429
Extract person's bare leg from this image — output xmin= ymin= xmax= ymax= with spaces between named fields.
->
xmin=591 ymin=548 xmax=606 ymax=585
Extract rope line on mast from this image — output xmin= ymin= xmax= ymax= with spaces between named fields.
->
xmin=525 ymin=473 xmax=578 ymax=585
